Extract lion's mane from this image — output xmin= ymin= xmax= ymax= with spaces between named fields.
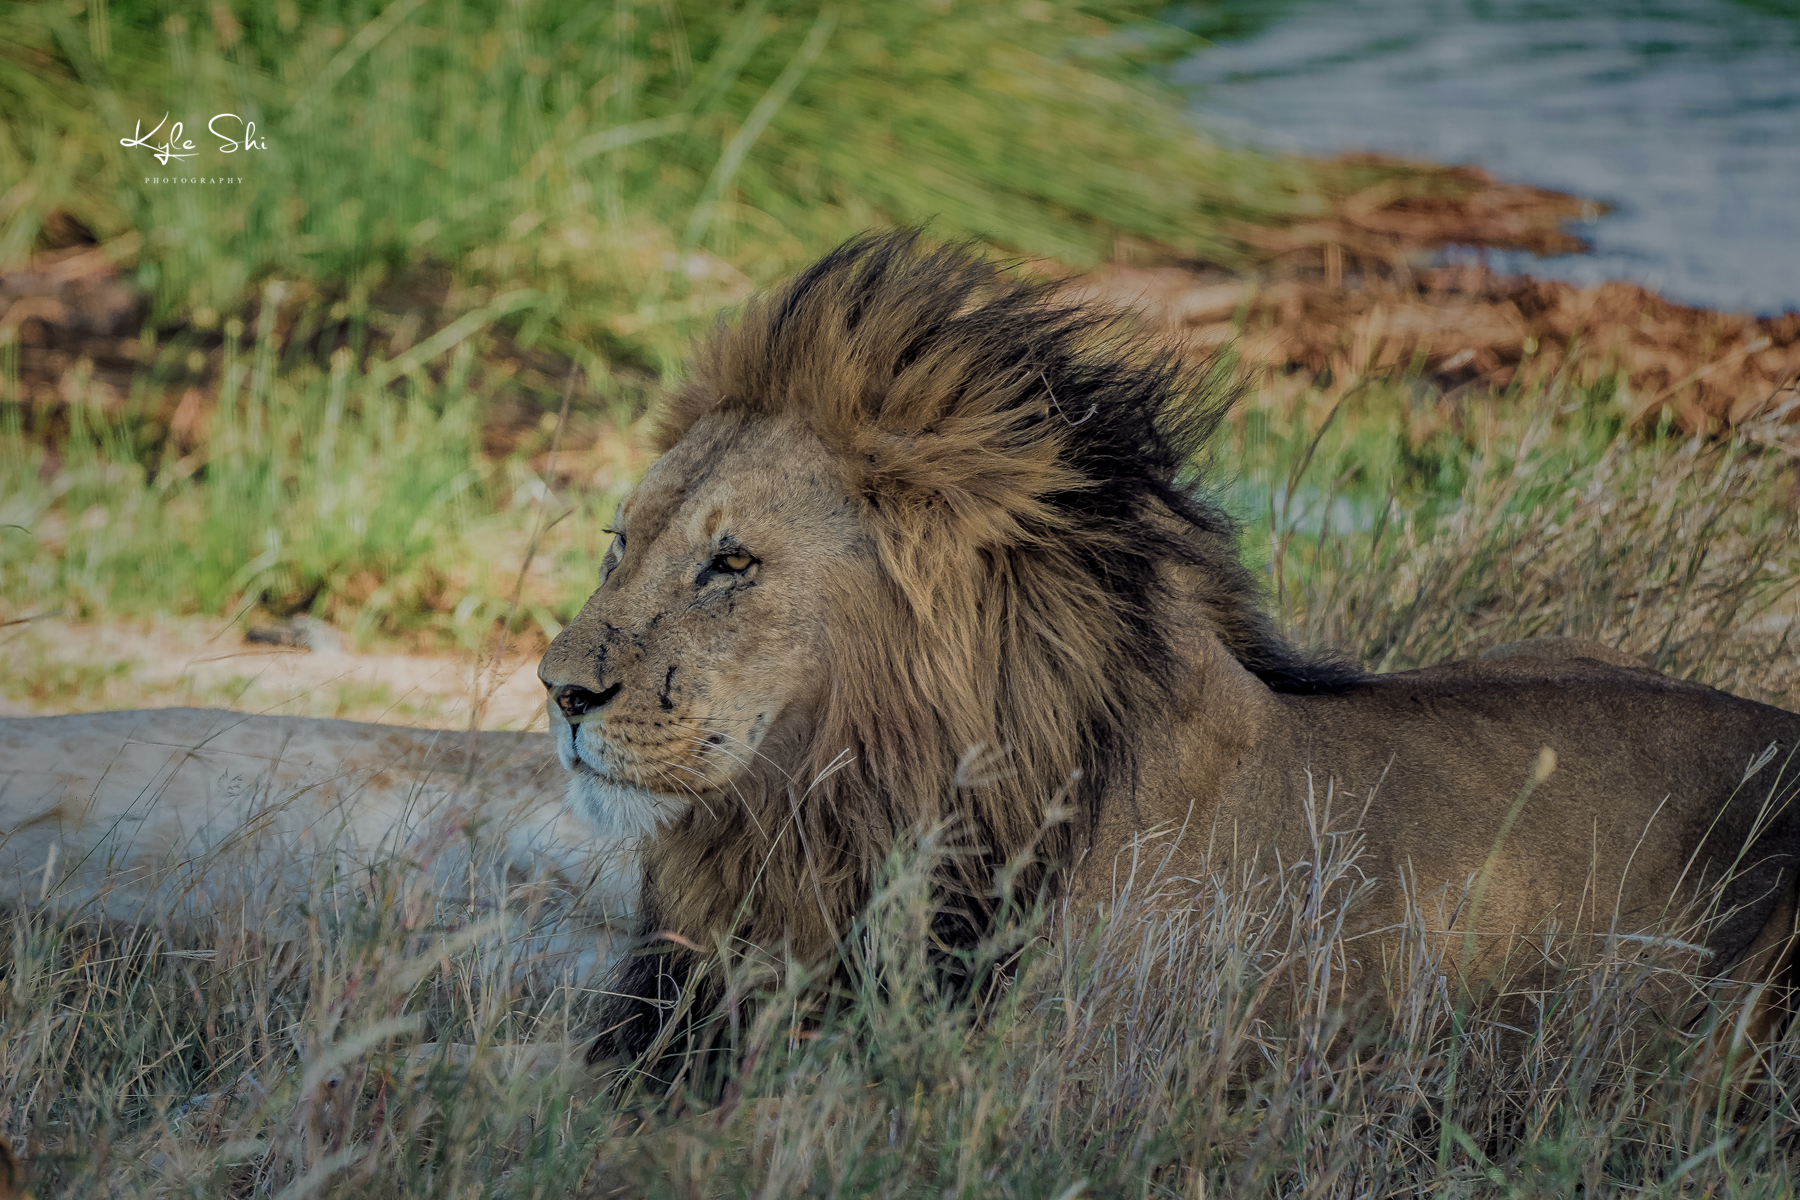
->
xmin=595 ymin=231 xmax=1358 ymax=1072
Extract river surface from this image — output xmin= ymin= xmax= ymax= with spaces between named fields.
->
xmin=1173 ymin=0 xmax=1800 ymax=315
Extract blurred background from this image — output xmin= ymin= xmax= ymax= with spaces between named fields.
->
xmin=1179 ymin=0 xmax=1800 ymax=314
xmin=2 ymin=0 xmax=1797 ymax=725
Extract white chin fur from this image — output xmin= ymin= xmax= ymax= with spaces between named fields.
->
xmin=564 ymin=770 xmax=677 ymax=841
xmin=553 ymin=710 xmax=691 ymax=843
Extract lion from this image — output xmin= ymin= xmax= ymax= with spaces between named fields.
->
xmin=538 ymin=231 xmax=1800 ymax=1075
xmin=0 ymin=708 xmax=628 ymax=955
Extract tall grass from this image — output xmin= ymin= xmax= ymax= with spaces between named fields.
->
xmin=1234 ymin=376 xmax=1800 ymax=709
xmin=6 ymin=793 xmax=1799 ymax=1196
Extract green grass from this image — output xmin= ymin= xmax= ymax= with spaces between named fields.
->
xmin=2 ymin=0 xmax=1443 ymax=374
xmin=1 ymin=327 xmax=606 ymax=648
xmin=1231 ymin=376 xmax=1800 ymax=707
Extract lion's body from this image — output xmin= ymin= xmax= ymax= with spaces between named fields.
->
xmin=0 ymin=709 xmax=629 ymax=944
xmin=1090 ymin=637 xmax=1800 ymax=991
xmin=536 ymin=233 xmax=1800 ymax=1068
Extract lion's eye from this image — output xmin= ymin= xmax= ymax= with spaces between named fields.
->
xmin=601 ymin=529 xmax=625 ymax=581
xmin=712 ymin=550 xmax=755 ymax=574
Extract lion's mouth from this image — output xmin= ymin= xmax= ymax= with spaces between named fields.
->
xmin=557 ymin=714 xmax=736 ymax=797
xmin=560 ymin=753 xmax=692 ymax=841
xmin=566 ymin=740 xmax=657 ymax=790
xmin=562 ymin=732 xmax=656 ymax=785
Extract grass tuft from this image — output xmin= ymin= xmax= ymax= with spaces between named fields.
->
xmin=10 ymin=793 xmax=1800 ymax=1195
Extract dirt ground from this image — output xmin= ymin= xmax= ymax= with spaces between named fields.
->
xmin=0 ymin=613 xmax=549 ymax=730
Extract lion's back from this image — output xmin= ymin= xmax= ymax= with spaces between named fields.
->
xmin=1285 ymin=656 xmax=1799 ymax=805
xmin=1259 ymin=657 xmax=1800 ymax=963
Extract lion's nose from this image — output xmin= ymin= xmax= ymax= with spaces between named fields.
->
xmin=548 ymin=681 xmax=622 ymax=719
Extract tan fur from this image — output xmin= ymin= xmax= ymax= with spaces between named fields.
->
xmin=539 ymin=233 xmax=1800 ymax=1067
xmin=0 ymin=710 xmax=629 ymax=962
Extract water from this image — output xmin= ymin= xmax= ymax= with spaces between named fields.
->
xmin=1173 ymin=0 xmax=1800 ymax=316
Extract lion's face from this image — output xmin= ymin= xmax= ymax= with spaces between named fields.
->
xmin=538 ymin=413 xmax=870 ymax=840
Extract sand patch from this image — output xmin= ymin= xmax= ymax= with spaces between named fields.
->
xmin=0 ymin=613 xmax=548 ymax=731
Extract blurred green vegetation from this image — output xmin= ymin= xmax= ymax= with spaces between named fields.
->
xmin=0 ymin=0 xmax=1432 ymax=371
xmin=0 ymin=323 xmax=627 ymax=649
xmin=0 ymin=0 xmax=1490 ymax=644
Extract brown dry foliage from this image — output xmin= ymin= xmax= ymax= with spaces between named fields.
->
xmin=1084 ymin=261 xmax=1799 ymax=435
xmin=1242 ymin=157 xmax=1598 ymax=261
xmin=1074 ymin=157 xmax=1799 ymax=438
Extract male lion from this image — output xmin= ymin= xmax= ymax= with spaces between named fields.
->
xmin=539 ymin=232 xmax=1800 ymax=1073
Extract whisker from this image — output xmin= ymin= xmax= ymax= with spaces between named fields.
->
xmin=658 ymin=767 xmax=719 ymax=821
xmin=671 ymin=714 xmax=798 ymax=780
xmin=669 ymin=751 xmax=769 ymax=841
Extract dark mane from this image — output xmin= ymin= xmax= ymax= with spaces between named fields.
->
xmin=658 ymin=228 xmax=1359 ymax=697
